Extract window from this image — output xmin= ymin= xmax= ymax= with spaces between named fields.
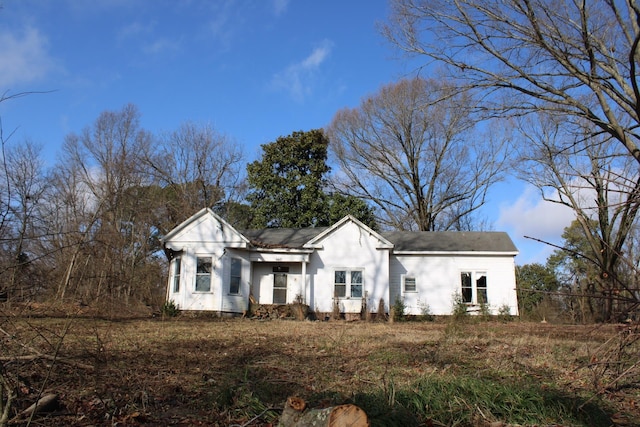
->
xmin=461 ymin=272 xmax=472 ymax=303
xmin=229 ymin=258 xmax=242 ymax=294
xmin=334 ymin=269 xmax=364 ymax=298
xmin=476 ymin=273 xmax=487 ymax=304
xmin=403 ymin=276 xmax=416 ymax=293
xmin=460 ymin=271 xmax=487 ymax=304
xmin=172 ymin=257 xmax=181 ymax=293
xmin=334 ymin=270 xmax=346 ymax=297
xmin=350 ymin=271 xmax=363 ymax=298
xmin=195 ymin=257 xmax=212 ymax=292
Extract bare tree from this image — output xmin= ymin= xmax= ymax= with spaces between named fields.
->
xmin=1 ymin=141 xmax=50 ymax=300
xmin=383 ymin=0 xmax=640 ymax=165
xmin=517 ymin=113 xmax=640 ymax=321
xmin=142 ymin=121 xmax=244 ymax=233
xmin=327 ymin=77 xmax=508 ymax=231
xmin=50 ymin=104 xmax=159 ymax=307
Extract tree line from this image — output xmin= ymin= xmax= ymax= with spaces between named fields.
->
xmin=2 ymin=0 xmax=640 ymax=322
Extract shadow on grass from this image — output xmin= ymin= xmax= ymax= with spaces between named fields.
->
xmin=349 ymin=376 xmax=613 ymax=427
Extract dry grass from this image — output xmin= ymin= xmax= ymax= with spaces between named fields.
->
xmin=1 ymin=315 xmax=639 ymax=426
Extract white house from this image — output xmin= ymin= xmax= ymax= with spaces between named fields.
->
xmin=161 ymin=208 xmax=519 ymax=317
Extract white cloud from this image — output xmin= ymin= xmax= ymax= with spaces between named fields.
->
xmin=273 ymin=0 xmax=290 ymax=16
xmin=0 ymin=26 xmax=56 ymax=87
xmin=142 ymin=38 xmax=182 ymax=55
xmin=117 ymin=21 xmax=155 ymax=41
xmin=270 ymin=39 xmax=333 ymax=101
xmin=497 ymin=184 xmax=575 ymax=243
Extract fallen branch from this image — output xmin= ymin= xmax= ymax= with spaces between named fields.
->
xmin=0 ymin=354 xmax=93 ymax=371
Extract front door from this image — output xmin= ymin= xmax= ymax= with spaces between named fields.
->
xmin=273 ymin=273 xmax=287 ymax=304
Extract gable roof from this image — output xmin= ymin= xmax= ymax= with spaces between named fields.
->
xmin=164 ymin=211 xmax=518 ymax=255
xmin=382 ymin=230 xmax=518 ymax=254
xmin=161 ymin=208 xmax=250 ymax=246
xmin=304 ymin=215 xmax=394 ymax=249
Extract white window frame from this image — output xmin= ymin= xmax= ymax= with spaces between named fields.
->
xmin=195 ymin=256 xmax=213 ymax=293
xmin=402 ymin=275 xmax=417 ymax=293
xmin=460 ymin=271 xmax=488 ymax=304
xmin=334 ymin=269 xmax=364 ymax=299
xmin=171 ymin=257 xmax=181 ymax=293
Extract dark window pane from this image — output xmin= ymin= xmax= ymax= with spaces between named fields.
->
xmin=195 ymin=275 xmax=211 ymax=292
xmin=273 ymin=288 xmax=287 ymax=304
xmin=477 ymin=288 xmax=487 ymax=304
xmin=197 ymin=257 xmax=212 ymax=274
xmin=274 ymin=273 xmax=287 ymax=288
xmin=462 ymin=286 xmax=472 ymax=303
xmin=351 ymin=271 xmax=362 ymax=284
xmin=351 ymin=284 xmax=363 ymax=298
xmin=230 ymin=258 xmax=241 ymax=294
xmin=172 ymin=258 xmax=181 ymax=292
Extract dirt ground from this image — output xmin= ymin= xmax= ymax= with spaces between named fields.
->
xmin=1 ymin=315 xmax=639 ymax=426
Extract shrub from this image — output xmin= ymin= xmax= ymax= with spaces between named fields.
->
xmin=391 ymin=297 xmax=406 ymax=322
xmin=161 ymin=300 xmax=180 ymax=317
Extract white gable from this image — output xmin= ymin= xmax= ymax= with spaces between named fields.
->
xmin=306 ymin=217 xmax=392 ymax=313
xmin=304 ymin=215 xmax=393 ymax=249
xmin=162 ymin=208 xmax=249 ymax=251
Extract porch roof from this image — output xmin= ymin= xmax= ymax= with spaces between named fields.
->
xmin=241 ymin=227 xmax=328 ymax=249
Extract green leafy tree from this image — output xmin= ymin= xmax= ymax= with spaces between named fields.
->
xmin=246 ymin=129 xmax=377 ymax=229
xmin=326 ymin=193 xmax=378 ymax=231
xmin=516 ymin=263 xmax=560 ymax=319
xmin=547 ymin=219 xmax=608 ymax=322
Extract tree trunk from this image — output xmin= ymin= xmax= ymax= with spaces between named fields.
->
xmin=278 ymin=396 xmax=369 ymax=427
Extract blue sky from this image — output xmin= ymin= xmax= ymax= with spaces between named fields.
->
xmin=0 ymin=0 xmax=574 ymax=264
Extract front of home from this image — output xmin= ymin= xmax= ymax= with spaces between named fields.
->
xmin=161 ymin=208 xmax=519 ymax=317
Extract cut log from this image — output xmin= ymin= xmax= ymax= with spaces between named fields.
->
xmin=278 ymin=396 xmax=369 ymax=427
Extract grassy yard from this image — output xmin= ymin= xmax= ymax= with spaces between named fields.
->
xmin=1 ymin=315 xmax=639 ymax=426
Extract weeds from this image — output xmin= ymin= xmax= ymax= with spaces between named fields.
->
xmin=497 ymin=304 xmax=513 ymax=321
xmin=451 ymin=292 xmax=469 ymax=320
xmin=582 ymin=323 xmax=640 ymax=399
xmin=0 ymin=318 xmax=629 ymax=426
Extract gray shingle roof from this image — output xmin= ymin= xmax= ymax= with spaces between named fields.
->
xmin=241 ymin=227 xmax=517 ymax=253
xmin=241 ymin=228 xmax=327 ymax=248
xmin=381 ymin=231 xmax=518 ymax=253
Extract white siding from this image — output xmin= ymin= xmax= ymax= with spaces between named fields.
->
xmin=164 ymin=211 xmax=518 ymax=317
xmin=164 ymin=212 xmax=247 ymax=313
xmin=390 ymin=254 xmax=518 ymax=315
xmin=309 ymin=221 xmax=390 ymax=314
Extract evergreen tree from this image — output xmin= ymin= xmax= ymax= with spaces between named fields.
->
xmin=246 ymin=129 xmax=377 ymax=229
